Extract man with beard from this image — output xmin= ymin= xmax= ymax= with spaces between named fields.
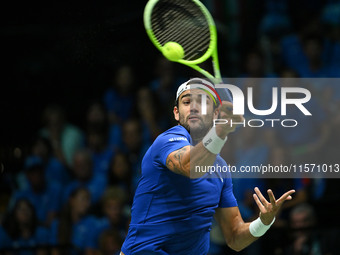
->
xmin=121 ymin=78 xmax=295 ymax=255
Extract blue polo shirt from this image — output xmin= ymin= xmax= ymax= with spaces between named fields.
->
xmin=121 ymin=126 xmax=237 ymax=255
xmin=0 ymin=226 xmax=49 ymax=255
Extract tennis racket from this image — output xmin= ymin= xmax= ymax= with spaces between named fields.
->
xmin=143 ymin=0 xmax=231 ymax=101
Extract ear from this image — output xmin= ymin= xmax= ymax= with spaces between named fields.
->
xmin=173 ymin=106 xmax=179 ymax=122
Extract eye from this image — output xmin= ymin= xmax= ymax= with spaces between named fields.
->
xmin=183 ymin=100 xmax=190 ymax=105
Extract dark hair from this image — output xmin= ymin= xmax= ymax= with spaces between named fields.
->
xmin=108 ymin=151 xmax=132 ymax=193
xmin=301 ymin=33 xmax=323 ymax=47
xmin=42 ymin=104 xmax=66 ymax=126
xmin=86 ymin=100 xmax=109 ymax=135
xmin=2 ymin=199 xmax=38 ymax=240
xmin=31 ymin=135 xmax=53 ymax=156
xmin=58 ymin=187 xmax=90 ymax=244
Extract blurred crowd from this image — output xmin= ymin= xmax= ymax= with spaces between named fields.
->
xmin=1 ymin=0 xmax=340 ymax=255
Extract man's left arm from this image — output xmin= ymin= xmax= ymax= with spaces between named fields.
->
xmin=215 ymin=187 xmax=295 ymax=252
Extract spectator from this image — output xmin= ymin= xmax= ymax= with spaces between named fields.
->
xmin=108 ymin=152 xmax=132 ymax=201
xmin=17 ymin=136 xmax=70 ymax=189
xmin=285 ymin=203 xmax=338 ymax=255
xmin=232 ymin=127 xmax=268 ymax=220
xmin=0 ymin=199 xmax=49 ymax=255
xmin=86 ymin=101 xmax=122 ymax=151
xmin=103 ymin=65 xmax=135 ymax=125
xmin=10 ymin=156 xmax=62 ymax=226
xmin=241 ymin=49 xmax=277 ymax=78
xmin=85 ymin=187 xmax=128 ymax=255
xmin=97 ymin=229 xmax=123 ymax=255
xmin=136 ymin=87 xmax=164 ymax=142
xmin=39 ymin=104 xmax=85 ymax=168
xmin=63 ymin=149 xmax=107 ymax=206
xmin=50 ymin=187 xmax=96 ymax=255
xmin=274 ymin=74 xmax=330 ymax=164
xmin=149 ymin=57 xmax=182 ymax=102
xmin=121 ymin=119 xmax=150 ymax=192
xmin=296 ymin=34 xmax=332 ymax=77
xmin=87 ymin=129 xmax=114 ymax=177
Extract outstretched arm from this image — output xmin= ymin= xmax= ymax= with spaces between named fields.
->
xmin=166 ymin=101 xmax=243 ymax=178
xmin=215 ymin=188 xmax=295 ymax=251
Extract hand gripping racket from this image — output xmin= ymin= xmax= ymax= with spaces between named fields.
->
xmin=143 ymin=0 xmax=231 ymax=101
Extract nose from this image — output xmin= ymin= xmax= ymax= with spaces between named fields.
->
xmin=190 ymin=99 xmax=200 ymax=113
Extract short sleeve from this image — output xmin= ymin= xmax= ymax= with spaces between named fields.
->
xmin=152 ymin=126 xmax=191 ymax=166
xmin=219 ymin=177 xmax=238 ymax=208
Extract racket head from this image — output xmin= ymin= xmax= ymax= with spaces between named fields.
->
xmin=143 ymin=0 xmax=217 ymax=65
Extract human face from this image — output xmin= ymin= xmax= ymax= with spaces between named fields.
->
xmin=70 ymin=189 xmax=90 ymax=215
xmin=15 ymin=200 xmax=33 ymax=224
xmin=174 ymin=89 xmax=218 ymax=139
xmin=104 ymin=199 xmax=121 ymax=224
xmin=72 ymin=152 xmax=92 ymax=180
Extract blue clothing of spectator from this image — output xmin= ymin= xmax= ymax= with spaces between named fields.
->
xmin=0 ymin=226 xmax=49 ymax=255
xmin=16 ymin=155 xmax=69 ymax=191
xmin=9 ymin=183 xmax=62 ymax=224
xmin=275 ymin=99 xmax=326 ymax=146
xmin=62 ymin=175 xmax=107 ymax=205
xmin=86 ymin=217 xmax=127 ymax=250
xmin=120 ymin=142 xmax=150 ymax=193
xmin=294 ymin=178 xmax=326 ymax=201
xmin=103 ymin=88 xmax=134 ymax=123
xmin=281 ymin=35 xmax=308 ymax=73
xmin=92 ymin=146 xmax=115 ymax=177
xmin=45 ymin=156 xmax=71 ymax=186
xmin=49 ymin=216 xmax=97 ymax=252
xmin=294 ymin=63 xmax=340 ymax=78
xmin=281 ymin=35 xmax=339 ymax=78
xmin=108 ymin=124 xmax=123 ymax=148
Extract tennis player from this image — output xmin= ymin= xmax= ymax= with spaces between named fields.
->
xmin=121 ymin=78 xmax=295 ymax=255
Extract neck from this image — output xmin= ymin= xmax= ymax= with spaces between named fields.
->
xmin=191 ymin=136 xmax=203 ymax=145
xmin=71 ymin=211 xmax=81 ymax=223
xmin=19 ymin=224 xmax=32 ymax=238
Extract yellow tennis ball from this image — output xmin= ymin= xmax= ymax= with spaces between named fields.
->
xmin=162 ymin=42 xmax=184 ymax=61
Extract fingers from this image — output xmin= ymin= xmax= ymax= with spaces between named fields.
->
xmin=254 ymin=187 xmax=269 ymax=206
xmin=219 ymin=101 xmax=233 ymax=117
xmin=277 ymin=190 xmax=295 ymax=205
xmin=219 ymin=102 xmax=244 ymax=128
xmin=253 ymin=193 xmax=266 ymax=213
xmin=267 ymin=189 xmax=276 ymax=206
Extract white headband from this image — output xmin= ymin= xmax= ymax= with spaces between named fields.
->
xmin=176 ymin=78 xmax=218 ymax=101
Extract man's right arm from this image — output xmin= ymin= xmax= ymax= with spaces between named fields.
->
xmin=166 ymin=101 xmax=243 ymax=178
xmin=165 ymin=143 xmax=217 ymax=178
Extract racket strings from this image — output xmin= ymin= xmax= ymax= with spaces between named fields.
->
xmin=151 ymin=0 xmax=211 ymax=61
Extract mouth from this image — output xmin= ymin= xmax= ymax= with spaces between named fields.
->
xmin=188 ymin=116 xmax=201 ymax=121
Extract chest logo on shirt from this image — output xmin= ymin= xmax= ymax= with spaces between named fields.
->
xmin=169 ymin=137 xmax=188 ymax=142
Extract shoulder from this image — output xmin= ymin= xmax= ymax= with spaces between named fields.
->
xmin=154 ymin=126 xmax=190 ymax=144
xmin=83 ymin=215 xmax=98 ymax=225
xmin=94 ymin=217 xmax=109 ymax=231
xmin=35 ymin=226 xmax=50 ymax=240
